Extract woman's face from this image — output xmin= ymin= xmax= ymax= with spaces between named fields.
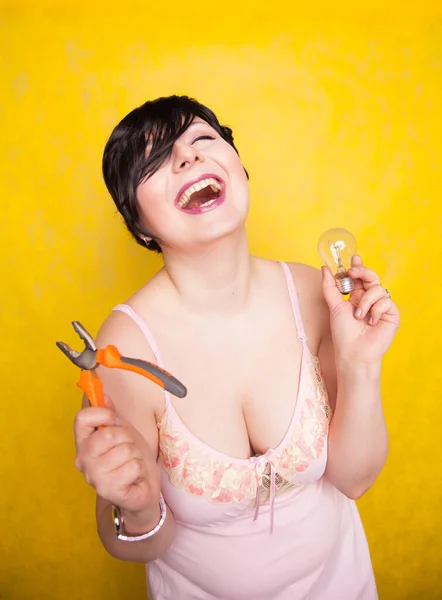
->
xmin=136 ymin=118 xmax=250 ymax=252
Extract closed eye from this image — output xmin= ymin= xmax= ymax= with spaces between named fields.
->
xmin=192 ymin=135 xmax=215 ymax=143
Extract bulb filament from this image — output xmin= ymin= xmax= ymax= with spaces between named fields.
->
xmin=330 ymin=241 xmax=346 ymax=274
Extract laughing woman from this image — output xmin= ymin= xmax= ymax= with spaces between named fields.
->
xmin=73 ymin=96 xmax=399 ymax=600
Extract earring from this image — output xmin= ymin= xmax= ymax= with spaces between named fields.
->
xmin=142 ymin=236 xmax=151 ymax=247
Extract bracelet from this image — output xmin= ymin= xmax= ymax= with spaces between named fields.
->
xmin=112 ymin=494 xmax=167 ymax=542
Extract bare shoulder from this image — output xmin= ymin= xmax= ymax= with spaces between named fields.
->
xmin=96 ymin=307 xmax=156 ymax=359
xmin=94 ymin=283 xmax=167 ymax=434
xmin=285 ymin=262 xmax=322 ymax=298
xmin=284 ymin=261 xmax=329 ymax=354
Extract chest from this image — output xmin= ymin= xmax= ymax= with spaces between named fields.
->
xmin=155 ymin=305 xmax=305 ymax=458
xmin=158 ymin=353 xmax=331 ymax=512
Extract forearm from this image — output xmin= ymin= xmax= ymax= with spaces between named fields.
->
xmin=96 ymin=498 xmax=176 ymax=563
xmin=325 ymin=361 xmax=388 ymax=499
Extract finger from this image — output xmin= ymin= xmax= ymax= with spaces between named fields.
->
xmin=74 ymin=406 xmax=119 ymax=446
xmin=321 ymin=266 xmax=346 ymax=314
xmin=347 ymin=265 xmax=381 ymax=290
xmin=353 ymin=284 xmax=389 ymax=320
xmin=91 ymin=457 xmax=146 ymax=501
xmin=78 ymin=424 xmax=134 ymax=459
xmin=367 ymin=297 xmax=398 ymax=326
xmin=346 ymin=256 xmax=365 ymax=297
xmin=75 ymin=425 xmax=135 ymax=473
xmin=104 ymin=393 xmax=117 ymax=410
xmin=108 ymin=458 xmax=145 ymax=491
xmin=93 ymin=441 xmax=142 ymax=475
xmin=351 ymin=254 xmax=364 ymax=268
xmin=348 ymin=285 xmax=365 ymax=306
xmin=349 ymin=255 xmax=366 ymax=293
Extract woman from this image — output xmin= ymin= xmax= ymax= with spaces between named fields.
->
xmin=74 ymin=95 xmax=400 ymax=599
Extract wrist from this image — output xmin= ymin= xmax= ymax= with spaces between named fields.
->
xmin=335 ymin=360 xmax=382 ymax=400
xmin=112 ymin=495 xmax=167 ymax=542
xmin=120 ymin=503 xmax=162 ymax=536
xmin=335 ymin=357 xmax=382 ymax=383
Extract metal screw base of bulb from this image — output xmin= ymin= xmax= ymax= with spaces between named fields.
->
xmin=335 ymin=276 xmax=354 ymax=295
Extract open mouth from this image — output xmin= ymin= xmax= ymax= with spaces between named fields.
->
xmin=176 ymin=176 xmax=225 ymax=214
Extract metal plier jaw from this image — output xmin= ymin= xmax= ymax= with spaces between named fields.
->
xmin=56 ymin=321 xmax=99 ymax=370
xmin=56 ymin=321 xmax=187 ymax=409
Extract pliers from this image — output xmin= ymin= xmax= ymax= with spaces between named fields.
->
xmin=56 ymin=321 xmax=187 ymax=408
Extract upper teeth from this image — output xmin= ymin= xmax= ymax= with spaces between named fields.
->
xmin=177 ymin=177 xmax=222 ymax=209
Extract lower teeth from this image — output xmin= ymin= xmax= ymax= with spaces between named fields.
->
xmin=201 ymin=198 xmax=216 ymax=207
xmin=179 ymin=195 xmax=219 ymax=210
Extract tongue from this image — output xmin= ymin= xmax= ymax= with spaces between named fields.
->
xmin=186 ymin=186 xmax=218 ymax=210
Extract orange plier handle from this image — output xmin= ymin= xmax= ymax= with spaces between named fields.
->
xmin=96 ymin=345 xmax=187 ymax=398
xmin=77 ymin=369 xmax=105 ymax=408
xmin=57 ymin=321 xmax=187 ymax=418
xmin=76 ymin=344 xmax=187 ymax=408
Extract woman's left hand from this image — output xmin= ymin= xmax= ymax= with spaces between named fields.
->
xmin=321 ymin=255 xmax=400 ymax=365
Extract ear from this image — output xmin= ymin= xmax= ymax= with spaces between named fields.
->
xmin=140 ymin=235 xmax=152 ymax=246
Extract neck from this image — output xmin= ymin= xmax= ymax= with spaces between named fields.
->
xmin=161 ymin=231 xmax=254 ymax=316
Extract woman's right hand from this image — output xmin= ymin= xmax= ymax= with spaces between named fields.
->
xmin=74 ymin=396 xmax=162 ymax=531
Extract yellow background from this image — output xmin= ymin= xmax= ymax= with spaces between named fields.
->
xmin=1 ymin=1 xmax=441 ymax=598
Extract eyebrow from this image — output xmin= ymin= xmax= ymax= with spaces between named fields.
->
xmin=144 ymin=119 xmax=208 ymax=152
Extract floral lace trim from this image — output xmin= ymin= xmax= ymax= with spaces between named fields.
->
xmin=158 ymin=355 xmax=331 ymax=505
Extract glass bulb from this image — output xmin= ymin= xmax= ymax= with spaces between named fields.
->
xmin=318 ymin=228 xmax=357 ymax=294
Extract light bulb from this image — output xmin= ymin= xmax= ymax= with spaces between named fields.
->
xmin=318 ymin=228 xmax=357 ymax=294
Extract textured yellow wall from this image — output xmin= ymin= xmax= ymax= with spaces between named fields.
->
xmin=1 ymin=2 xmax=441 ymax=598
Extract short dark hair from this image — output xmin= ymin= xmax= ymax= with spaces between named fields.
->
xmin=102 ymin=95 xmax=246 ymax=253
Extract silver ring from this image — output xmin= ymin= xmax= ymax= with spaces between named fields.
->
xmin=385 ymin=288 xmax=391 ymax=299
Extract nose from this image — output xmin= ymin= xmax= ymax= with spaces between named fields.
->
xmin=172 ymin=141 xmax=204 ymax=173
